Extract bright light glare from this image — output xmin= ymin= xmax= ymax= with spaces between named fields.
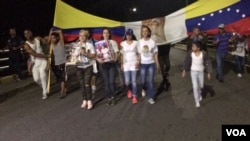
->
xmin=132 ymin=8 xmax=137 ymax=12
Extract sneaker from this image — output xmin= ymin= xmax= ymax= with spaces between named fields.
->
xmin=127 ymin=90 xmax=132 ymax=99
xmin=199 ymin=96 xmax=202 ymax=101
xmin=141 ymin=90 xmax=146 ymax=97
xmin=148 ymin=98 xmax=155 ymax=104
xmin=132 ymin=96 xmax=138 ymax=104
xmin=111 ymin=97 xmax=116 ymax=106
xmin=91 ymin=86 xmax=96 ymax=94
xmin=42 ymin=95 xmax=48 ymax=100
xmin=81 ymin=100 xmax=87 ymax=108
xmin=87 ymin=100 xmax=93 ymax=110
xmin=106 ymin=99 xmax=112 ymax=105
xmin=237 ymin=73 xmax=242 ymax=78
xmin=92 ymin=90 xmax=96 ymax=94
xmin=16 ymin=78 xmax=21 ymax=82
xmin=196 ymin=102 xmax=200 ymax=108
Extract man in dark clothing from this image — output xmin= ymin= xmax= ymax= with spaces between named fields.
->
xmin=187 ymin=27 xmax=208 ymax=52
xmin=7 ymin=28 xmax=24 ymax=80
xmin=157 ymin=44 xmax=172 ymax=92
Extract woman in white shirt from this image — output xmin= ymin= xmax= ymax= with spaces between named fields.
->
xmin=74 ymin=30 xmax=96 ymax=110
xmin=138 ymin=25 xmax=160 ymax=104
xmin=120 ymin=29 xmax=140 ymax=104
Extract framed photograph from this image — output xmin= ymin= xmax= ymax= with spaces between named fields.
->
xmin=95 ymin=40 xmax=114 ymax=62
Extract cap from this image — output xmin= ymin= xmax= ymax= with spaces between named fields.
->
xmin=218 ymin=24 xmax=225 ymax=28
xmin=125 ymin=28 xmax=133 ymax=35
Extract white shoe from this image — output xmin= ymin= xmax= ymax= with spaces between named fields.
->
xmin=141 ymin=90 xmax=146 ymax=97
xmin=42 ymin=95 xmax=48 ymax=100
xmin=92 ymin=89 xmax=96 ymax=94
xmin=237 ymin=73 xmax=242 ymax=78
xmin=148 ymin=98 xmax=155 ymax=104
xmin=196 ymin=102 xmax=200 ymax=108
xmin=87 ymin=100 xmax=93 ymax=110
xmin=199 ymin=96 xmax=202 ymax=101
xmin=81 ymin=100 xmax=87 ymax=108
xmin=91 ymin=86 xmax=96 ymax=94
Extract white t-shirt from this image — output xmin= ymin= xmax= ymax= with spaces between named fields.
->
xmin=231 ymin=41 xmax=247 ymax=57
xmin=73 ymin=42 xmax=95 ymax=68
xmin=109 ymin=39 xmax=119 ymax=53
xmin=191 ymin=52 xmax=204 ymax=71
xmin=88 ymin=38 xmax=99 ymax=73
xmin=120 ymin=40 xmax=139 ymax=71
xmin=138 ymin=38 xmax=158 ymax=64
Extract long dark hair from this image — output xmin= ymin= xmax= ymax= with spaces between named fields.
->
xmin=141 ymin=25 xmax=151 ymax=38
xmin=101 ymin=27 xmax=112 ymax=40
xmin=122 ymin=34 xmax=137 ymax=41
xmin=192 ymin=41 xmax=203 ymax=50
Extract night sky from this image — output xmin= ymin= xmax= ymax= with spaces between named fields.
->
xmin=0 ymin=0 xmax=196 ymax=39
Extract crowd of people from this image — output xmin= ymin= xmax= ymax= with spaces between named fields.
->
xmin=5 ymin=23 xmax=250 ymax=109
xmin=184 ymin=24 xmax=249 ymax=107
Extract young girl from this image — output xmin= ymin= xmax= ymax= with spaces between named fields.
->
xmin=138 ymin=25 xmax=160 ymax=104
xmin=49 ymin=29 xmax=67 ymax=98
xmin=74 ymin=29 xmax=96 ymax=110
xmin=96 ymin=28 xmax=119 ymax=105
xmin=120 ymin=28 xmax=139 ymax=104
xmin=182 ymin=41 xmax=212 ymax=108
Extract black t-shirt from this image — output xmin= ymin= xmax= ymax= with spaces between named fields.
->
xmin=157 ymin=44 xmax=172 ymax=56
xmin=7 ymin=36 xmax=24 ymax=53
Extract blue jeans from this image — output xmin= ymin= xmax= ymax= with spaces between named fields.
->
xmin=101 ymin=63 xmax=116 ymax=98
xmin=123 ymin=70 xmax=138 ymax=96
xmin=216 ymin=52 xmax=227 ymax=79
xmin=234 ymin=56 xmax=245 ymax=74
xmin=191 ymin=71 xmax=204 ymax=103
xmin=140 ymin=63 xmax=155 ymax=99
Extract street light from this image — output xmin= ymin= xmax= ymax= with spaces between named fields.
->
xmin=132 ymin=7 xmax=137 ymax=12
xmin=128 ymin=7 xmax=137 ymax=21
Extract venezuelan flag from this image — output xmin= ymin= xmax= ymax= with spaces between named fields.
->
xmin=124 ymin=0 xmax=250 ymax=45
xmin=53 ymin=0 xmax=250 ymax=45
xmin=186 ymin=0 xmax=250 ymax=35
xmin=53 ymin=0 xmax=125 ymax=43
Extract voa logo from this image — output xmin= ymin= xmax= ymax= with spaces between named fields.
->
xmin=226 ymin=129 xmax=246 ymax=136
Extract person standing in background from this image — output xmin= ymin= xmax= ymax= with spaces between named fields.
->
xmin=157 ymin=44 xmax=172 ymax=92
xmin=230 ymin=34 xmax=248 ymax=78
xmin=86 ymin=29 xmax=99 ymax=94
xmin=213 ymin=24 xmax=232 ymax=83
xmin=187 ymin=27 xmax=207 ymax=52
xmin=7 ymin=28 xmax=24 ymax=81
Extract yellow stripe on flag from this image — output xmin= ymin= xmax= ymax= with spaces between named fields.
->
xmin=53 ymin=0 xmax=124 ymax=29
xmin=185 ymin=0 xmax=240 ymax=19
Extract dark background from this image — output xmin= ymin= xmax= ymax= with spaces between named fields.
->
xmin=0 ymin=0 xmax=196 ymax=46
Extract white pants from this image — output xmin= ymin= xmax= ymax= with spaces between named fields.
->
xmin=32 ymin=59 xmax=48 ymax=96
xmin=191 ymin=71 xmax=204 ymax=103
